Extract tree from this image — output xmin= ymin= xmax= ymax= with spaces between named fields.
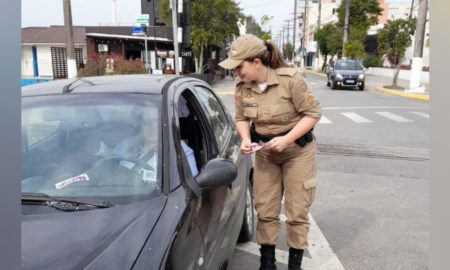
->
xmin=283 ymin=43 xmax=294 ymax=61
xmin=377 ymin=18 xmax=416 ymax=87
xmin=336 ymin=0 xmax=382 ymax=57
xmin=245 ymin=16 xmax=263 ymax=37
xmin=160 ymin=0 xmax=242 ymax=74
xmin=315 ymin=23 xmax=342 ymax=71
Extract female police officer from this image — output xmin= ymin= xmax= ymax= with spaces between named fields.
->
xmin=219 ymin=34 xmax=321 ymax=270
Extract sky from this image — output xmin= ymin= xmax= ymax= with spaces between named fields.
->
xmin=22 ymin=0 xmax=414 ymax=36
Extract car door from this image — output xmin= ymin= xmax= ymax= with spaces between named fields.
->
xmin=191 ymin=84 xmax=246 ymax=268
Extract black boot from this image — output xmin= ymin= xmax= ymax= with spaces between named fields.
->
xmin=259 ymin=244 xmax=277 ymax=270
xmin=288 ymin=248 xmax=304 ymax=270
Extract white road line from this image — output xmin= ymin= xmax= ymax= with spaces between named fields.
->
xmin=375 ymin=111 xmax=413 ymax=122
xmin=307 ymin=213 xmax=346 ymax=270
xmin=409 ymin=111 xmax=429 ymax=118
xmin=341 ymin=112 xmax=373 ymax=123
xmin=323 ymin=106 xmax=424 ymax=110
xmin=318 ymin=116 xmax=332 ymax=124
xmin=236 ymin=212 xmax=344 ymax=270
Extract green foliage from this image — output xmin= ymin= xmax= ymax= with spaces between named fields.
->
xmin=377 ymin=18 xmax=416 ymax=66
xmin=337 ymin=0 xmax=382 ymax=57
xmin=261 ymin=32 xmax=271 ymax=41
xmin=159 ymin=0 xmax=171 ymax=26
xmin=283 ymin=43 xmax=294 ymax=61
xmin=363 ymin=55 xmax=383 ymax=67
xmin=344 ymin=40 xmax=366 ymax=59
xmin=245 ymin=16 xmax=263 ymax=37
xmin=315 ymin=23 xmax=342 ymax=57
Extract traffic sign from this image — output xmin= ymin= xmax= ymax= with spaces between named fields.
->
xmin=131 ymin=26 xmax=145 ymax=36
xmin=137 ymin=14 xmax=150 ymax=26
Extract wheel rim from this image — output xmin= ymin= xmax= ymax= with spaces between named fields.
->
xmin=245 ymin=186 xmax=253 ymax=230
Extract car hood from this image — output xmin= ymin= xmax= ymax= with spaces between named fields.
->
xmin=334 ymin=69 xmax=363 ymax=75
xmin=22 ymin=196 xmax=167 ymax=270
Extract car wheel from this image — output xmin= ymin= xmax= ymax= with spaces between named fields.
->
xmin=331 ymin=79 xmax=337 ymax=90
xmin=238 ymin=178 xmax=254 ymax=242
xmin=326 ymin=77 xmax=330 ymax=86
xmin=358 ymin=83 xmax=365 ymax=91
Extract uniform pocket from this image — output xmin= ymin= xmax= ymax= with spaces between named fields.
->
xmin=243 ymin=107 xmax=258 ymax=118
xmin=270 ymin=103 xmax=291 ymax=116
xmin=303 ymin=177 xmax=316 ymax=190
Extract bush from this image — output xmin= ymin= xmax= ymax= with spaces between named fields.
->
xmin=78 ymin=54 xmax=147 ymax=77
xmin=363 ymin=56 xmax=383 ymax=68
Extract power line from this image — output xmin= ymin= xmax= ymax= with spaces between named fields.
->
xmin=241 ymin=0 xmax=290 ymax=10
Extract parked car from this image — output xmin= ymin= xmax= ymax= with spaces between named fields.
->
xmin=21 ymin=75 xmax=254 ymax=270
xmin=327 ymin=59 xmax=366 ymax=90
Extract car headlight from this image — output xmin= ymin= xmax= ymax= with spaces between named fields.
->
xmin=358 ymin=74 xmax=365 ymax=80
xmin=336 ymin=74 xmax=343 ymax=80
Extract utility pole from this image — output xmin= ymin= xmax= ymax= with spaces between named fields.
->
xmin=170 ymin=0 xmax=180 ymax=75
xmin=152 ymin=0 xmax=158 ymax=72
xmin=343 ymin=0 xmax=350 ymax=58
xmin=293 ymin=0 xmax=298 ymax=64
xmin=282 ymin=25 xmax=285 ymax=52
xmin=112 ymin=0 xmax=117 ymax=25
xmin=409 ymin=0 xmax=428 ymax=92
xmin=63 ymin=0 xmax=77 ymax=78
xmin=301 ymin=0 xmax=309 ymax=67
xmin=408 ymin=0 xmax=415 ymax=20
xmin=315 ymin=0 xmax=322 ymax=70
xmin=286 ymin=20 xmax=291 ymax=45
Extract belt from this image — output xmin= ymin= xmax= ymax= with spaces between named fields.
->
xmin=250 ymin=123 xmax=314 ymax=147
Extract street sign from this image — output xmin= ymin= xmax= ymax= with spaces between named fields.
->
xmin=131 ymin=26 xmax=145 ymax=36
xmin=137 ymin=14 xmax=150 ymax=26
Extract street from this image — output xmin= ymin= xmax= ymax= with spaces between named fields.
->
xmin=212 ymin=71 xmax=429 ymax=270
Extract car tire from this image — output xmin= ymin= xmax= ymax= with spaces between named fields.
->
xmin=326 ymin=78 xmax=330 ymax=86
xmin=358 ymin=83 xmax=365 ymax=91
xmin=238 ymin=178 xmax=254 ymax=243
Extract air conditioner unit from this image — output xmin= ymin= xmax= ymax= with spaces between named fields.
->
xmin=98 ymin=44 xmax=109 ymax=52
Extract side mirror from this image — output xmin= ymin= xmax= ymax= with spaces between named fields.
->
xmin=195 ymin=158 xmax=237 ymax=189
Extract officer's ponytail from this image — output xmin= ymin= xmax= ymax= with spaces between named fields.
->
xmin=247 ymin=40 xmax=290 ymax=69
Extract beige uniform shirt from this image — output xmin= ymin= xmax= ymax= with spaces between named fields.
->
xmin=234 ymin=67 xmax=321 ymax=136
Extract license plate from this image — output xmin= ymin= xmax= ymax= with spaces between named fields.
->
xmin=346 ymin=80 xmax=355 ymax=83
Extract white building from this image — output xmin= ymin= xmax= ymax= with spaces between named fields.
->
xmin=22 ymin=26 xmax=87 ymax=79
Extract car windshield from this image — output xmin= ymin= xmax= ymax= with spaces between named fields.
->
xmin=22 ymin=93 xmax=162 ymax=205
xmin=335 ymin=61 xmax=362 ymax=70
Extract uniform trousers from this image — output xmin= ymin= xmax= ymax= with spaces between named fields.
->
xmin=253 ymin=139 xmax=317 ymax=249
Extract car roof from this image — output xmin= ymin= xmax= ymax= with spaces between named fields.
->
xmin=21 ymin=74 xmax=180 ymax=96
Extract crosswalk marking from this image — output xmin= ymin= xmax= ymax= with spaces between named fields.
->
xmin=375 ymin=111 xmax=413 ymax=122
xmin=409 ymin=111 xmax=429 ymax=118
xmin=319 ymin=116 xmax=332 ymax=124
xmin=341 ymin=112 xmax=372 ymax=123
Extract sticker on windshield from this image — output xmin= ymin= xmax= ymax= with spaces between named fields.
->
xmin=55 ymin=174 xmax=90 ymax=190
xmin=142 ymin=169 xmax=155 ymax=182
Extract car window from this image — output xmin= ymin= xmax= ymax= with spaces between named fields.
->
xmin=335 ymin=61 xmax=362 ymax=70
xmin=21 ymin=94 xmax=162 ymax=204
xmin=22 ymin=108 xmax=61 ymax=146
xmin=193 ymin=86 xmax=231 ymax=152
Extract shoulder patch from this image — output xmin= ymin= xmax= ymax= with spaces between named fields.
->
xmin=275 ymin=67 xmax=297 ymax=77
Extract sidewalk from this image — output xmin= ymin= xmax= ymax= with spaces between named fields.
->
xmin=304 ymin=69 xmax=429 ymax=101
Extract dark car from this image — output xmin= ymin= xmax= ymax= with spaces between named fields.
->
xmin=326 ymin=59 xmax=366 ymax=90
xmin=21 ymin=75 xmax=254 ymax=270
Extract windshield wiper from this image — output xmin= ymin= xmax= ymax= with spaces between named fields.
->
xmin=21 ymin=192 xmax=111 ymax=211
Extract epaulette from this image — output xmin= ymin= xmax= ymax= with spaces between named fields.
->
xmin=275 ymin=67 xmax=298 ymax=77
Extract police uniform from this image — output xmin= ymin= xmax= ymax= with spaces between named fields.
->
xmin=234 ymin=67 xmax=321 ymax=250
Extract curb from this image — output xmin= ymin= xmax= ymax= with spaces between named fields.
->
xmin=376 ymin=86 xmax=429 ymax=101
xmin=303 ymin=69 xmax=326 ymax=77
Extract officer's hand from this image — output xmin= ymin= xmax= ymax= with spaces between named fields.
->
xmin=266 ymin=136 xmax=289 ymax=152
xmin=240 ymin=138 xmax=253 ymax=155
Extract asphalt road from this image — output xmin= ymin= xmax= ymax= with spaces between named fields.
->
xmin=212 ymin=71 xmax=429 ymax=270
